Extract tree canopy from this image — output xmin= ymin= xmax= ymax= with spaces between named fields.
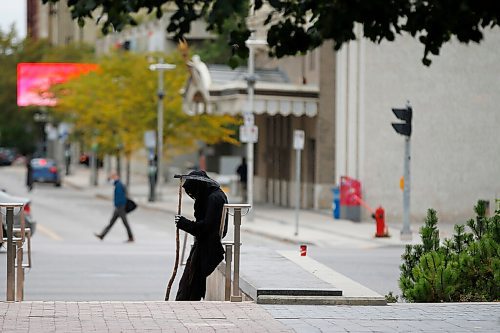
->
xmin=52 ymin=51 xmax=239 ymax=159
xmin=43 ymin=0 xmax=500 ymax=66
xmin=0 ymin=25 xmax=94 ymax=154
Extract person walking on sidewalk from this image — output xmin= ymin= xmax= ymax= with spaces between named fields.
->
xmin=95 ymin=172 xmax=134 ymax=242
xmin=236 ymin=157 xmax=247 ymax=202
xmin=174 ymin=170 xmax=228 ymax=301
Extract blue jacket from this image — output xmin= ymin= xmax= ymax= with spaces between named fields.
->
xmin=114 ymin=180 xmax=127 ymax=207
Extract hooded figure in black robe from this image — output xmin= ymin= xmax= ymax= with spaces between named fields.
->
xmin=175 ymin=170 xmax=228 ymax=301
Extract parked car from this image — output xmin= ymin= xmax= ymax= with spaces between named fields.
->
xmin=0 ymin=190 xmax=36 ymax=247
xmin=31 ymin=158 xmax=61 ymax=187
xmin=0 ymin=147 xmax=16 ymax=166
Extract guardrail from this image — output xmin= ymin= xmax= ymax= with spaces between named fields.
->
xmin=1 ymin=202 xmax=32 ymax=301
xmin=219 ymin=203 xmax=251 ymax=302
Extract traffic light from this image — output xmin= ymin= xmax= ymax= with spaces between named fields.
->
xmin=391 ymin=105 xmax=412 ymax=137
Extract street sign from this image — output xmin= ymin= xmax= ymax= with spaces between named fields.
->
xmin=45 ymin=124 xmax=58 ymax=141
xmin=293 ymin=130 xmax=305 ymax=150
xmin=144 ymin=130 xmax=156 ymax=149
xmin=239 ymin=125 xmax=258 ymax=143
xmin=243 ymin=112 xmax=254 ymax=126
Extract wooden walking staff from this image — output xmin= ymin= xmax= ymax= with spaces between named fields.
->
xmin=165 ymin=175 xmax=183 ymax=301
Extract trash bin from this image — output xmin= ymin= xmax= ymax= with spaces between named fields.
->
xmin=340 ymin=176 xmax=362 ymax=222
xmin=332 ymin=186 xmax=340 ymax=219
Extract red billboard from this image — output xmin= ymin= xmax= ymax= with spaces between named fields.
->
xmin=17 ymin=63 xmax=98 ymax=107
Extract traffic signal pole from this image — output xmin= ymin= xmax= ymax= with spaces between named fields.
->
xmin=391 ymin=102 xmax=413 ymax=240
xmin=401 ymin=135 xmax=412 ymax=239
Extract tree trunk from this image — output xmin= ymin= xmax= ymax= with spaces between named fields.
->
xmin=116 ymin=153 xmax=122 ymax=178
xmin=126 ymin=155 xmax=131 ymax=188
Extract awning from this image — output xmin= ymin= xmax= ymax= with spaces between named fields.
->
xmin=182 ymin=57 xmax=319 ymax=118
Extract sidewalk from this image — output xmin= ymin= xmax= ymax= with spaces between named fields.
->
xmin=1 ymin=301 xmax=498 ymax=332
xmin=0 ymin=301 xmax=291 ymax=332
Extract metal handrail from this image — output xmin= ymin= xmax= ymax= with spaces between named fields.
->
xmin=220 ymin=203 xmax=251 ymax=302
xmin=1 ymin=202 xmax=28 ymax=301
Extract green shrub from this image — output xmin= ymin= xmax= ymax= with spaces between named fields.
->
xmin=399 ymin=201 xmax=500 ymax=302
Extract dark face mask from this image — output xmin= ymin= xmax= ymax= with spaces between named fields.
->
xmin=183 ymin=179 xmax=202 ymax=200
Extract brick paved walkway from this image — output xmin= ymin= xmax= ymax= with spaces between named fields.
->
xmin=264 ymin=303 xmax=500 ymax=333
xmin=1 ymin=301 xmax=499 ymax=332
xmin=0 ymin=301 xmax=291 ymax=332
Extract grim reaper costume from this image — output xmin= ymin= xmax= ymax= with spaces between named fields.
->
xmin=175 ymin=170 xmax=228 ymax=301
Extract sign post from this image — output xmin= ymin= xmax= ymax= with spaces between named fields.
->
xmin=293 ymin=130 xmax=305 ymax=236
xmin=240 ymin=121 xmax=258 ymax=222
xmin=144 ymin=130 xmax=157 ymax=202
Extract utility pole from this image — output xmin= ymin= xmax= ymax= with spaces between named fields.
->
xmin=149 ymin=60 xmax=175 ymax=201
xmin=391 ymin=102 xmax=413 ymax=240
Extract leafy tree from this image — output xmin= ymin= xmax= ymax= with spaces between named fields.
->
xmin=52 ymin=50 xmax=239 ymax=166
xmin=0 ymin=25 xmax=34 ymax=153
xmin=0 ymin=25 xmax=93 ymax=154
xmin=43 ymin=0 xmax=500 ymax=66
xmin=194 ymin=3 xmax=249 ymax=68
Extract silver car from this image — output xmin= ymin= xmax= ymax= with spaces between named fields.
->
xmin=0 ymin=190 xmax=36 ymax=247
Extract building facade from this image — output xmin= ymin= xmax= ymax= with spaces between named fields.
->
xmin=27 ymin=0 xmax=98 ymax=45
xmin=335 ymin=29 xmax=500 ymax=223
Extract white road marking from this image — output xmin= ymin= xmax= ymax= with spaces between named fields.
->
xmin=37 ymin=223 xmax=63 ymax=241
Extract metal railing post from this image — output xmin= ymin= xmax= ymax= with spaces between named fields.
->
xmin=16 ymin=242 xmax=24 ymax=301
xmin=231 ymin=207 xmax=242 ymax=302
xmin=219 ymin=204 xmax=250 ymax=302
xmin=224 ymin=244 xmax=232 ymax=301
xmin=5 ymin=206 xmax=15 ymax=301
xmin=2 ymin=202 xmax=25 ymax=302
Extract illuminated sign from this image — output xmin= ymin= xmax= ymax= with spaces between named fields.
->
xmin=17 ymin=63 xmax=98 ymax=107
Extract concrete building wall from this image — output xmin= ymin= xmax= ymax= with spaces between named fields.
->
xmin=359 ymin=31 xmax=500 ymax=224
xmin=315 ymin=41 xmax=337 ymax=209
xmin=95 ymin=14 xmax=213 ymax=56
xmin=35 ymin=0 xmax=97 ymax=46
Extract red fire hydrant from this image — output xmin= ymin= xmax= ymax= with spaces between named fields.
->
xmin=373 ymin=206 xmax=389 ymax=237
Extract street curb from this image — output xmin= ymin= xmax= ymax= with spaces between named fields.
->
xmin=62 ymin=179 xmax=84 ymax=190
xmin=257 ymin=295 xmax=387 ymax=305
xmin=241 ymin=227 xmax=317 ymax=246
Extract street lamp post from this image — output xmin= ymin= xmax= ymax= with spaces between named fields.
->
xmin=149 ymin=60 xmax=176 ymax=201
xmin=244 ymin=38 xmax=267 ymax=221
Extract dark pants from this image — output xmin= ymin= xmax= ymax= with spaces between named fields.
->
xmin=101 ymin=206 xmax=134 ymax=240
xmin=240 ymin=181 xmax=247 ymax=202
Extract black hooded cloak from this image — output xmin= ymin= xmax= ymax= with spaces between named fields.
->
xmin=175 ymin=170 xmax=228 ymax=301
